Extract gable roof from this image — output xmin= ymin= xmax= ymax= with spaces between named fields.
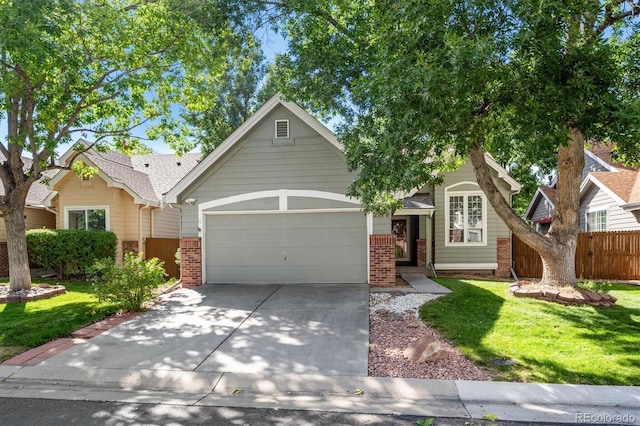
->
xmin=0 ymin=155 xmax=57 ymax=208
xmin=165 ymin=94 xmax=343 ymax=203
xmin=45 ymin=145 xmax=200 ymax=206
xmin=581 ymin=170 xmax=640 ymax=210
xmin=523 ymin=186 xmax=556 ymax=221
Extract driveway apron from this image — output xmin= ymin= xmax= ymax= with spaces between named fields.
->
xmin=39 ymin=284 xmax=369 ymax=377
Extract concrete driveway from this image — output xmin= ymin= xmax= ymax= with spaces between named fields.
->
xmin=40 ymin=284 xmax=369 ymax=377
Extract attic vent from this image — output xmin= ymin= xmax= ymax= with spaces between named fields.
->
xmin=275 ymin=120 xmax=289 ymax=139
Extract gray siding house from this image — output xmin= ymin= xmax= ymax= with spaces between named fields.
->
xmin=525 ymin=145 xmax=640 ymax=233
xmin=166 ymin=95 xmax=521 ymax=287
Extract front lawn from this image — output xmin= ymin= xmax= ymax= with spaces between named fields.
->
xmin=0 ymin=282 xmax=119 ymax=361
xmin=419 ymin=278 xmax=640 ymax=385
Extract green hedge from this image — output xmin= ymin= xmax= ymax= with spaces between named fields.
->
xmin=26 ymin=229 xmax=117 ymax=279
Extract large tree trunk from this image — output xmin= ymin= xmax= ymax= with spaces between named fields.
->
xmin=6 ymin=199 xmax=32 ymax=291
xmin=3 ymin=184 xmax=31 ymax=291
xmin=468 ymin=128 xmax=585 ymax=288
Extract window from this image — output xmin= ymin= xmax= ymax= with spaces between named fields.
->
xmin=586 ymin=209 xmax=608 ymax=232
xmin=66 ymin=208 xmax=108 ymax=230
xmin=446 ymin=192 xmax=486 ymax=245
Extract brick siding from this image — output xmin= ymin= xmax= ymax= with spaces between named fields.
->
xmin=416 ymin=239 xmax=427 ymax=267
xmin=369 ymin=234 xmax=396 ymax=286
xmin=496 ymin=237 xmax=511 ymax=278
xmin=122 ymin=240 xmax=139 ymax=259
xmin=181 ymin=237 xmax=202 ymax=287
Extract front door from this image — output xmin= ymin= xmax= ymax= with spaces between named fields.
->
xmin=392 ymin=218 xmax=410 ymax=262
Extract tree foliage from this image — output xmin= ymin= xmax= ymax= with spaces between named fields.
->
xmin=184 ymin=39 xmax=279 ymax=156
xmin=0 ymin=0 xmax=261 ymax=290
xmin=272 ymin=0 xmax=640 ymax=286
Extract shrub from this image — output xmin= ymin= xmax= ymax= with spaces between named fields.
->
xmin=91 ymin=252 xmax=166 ymax=312
xmin=26 ymin=229 xmax=117 ymax=279
xmin=174 ymin=248 xmax=181 ymax=266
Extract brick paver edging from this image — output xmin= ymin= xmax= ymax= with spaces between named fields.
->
xmin=0 ymin=284 xmax=66 ymax=304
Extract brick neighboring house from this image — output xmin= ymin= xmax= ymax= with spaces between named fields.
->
xmin=164 ymin=94 xmax=522 ymax=287
xmin=525 ymin=144 xmax=640 ymax=233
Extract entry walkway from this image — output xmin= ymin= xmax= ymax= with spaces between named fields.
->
xmin=401 ymin=273 xmax=452 ymax=294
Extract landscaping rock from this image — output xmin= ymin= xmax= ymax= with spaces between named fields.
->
xmin=403 ymin=335 xmax=450 ymax=363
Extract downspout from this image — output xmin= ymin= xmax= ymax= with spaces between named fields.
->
xmin=139 ymin=203 xmax=150 ymax=255
xmin=168 ymin=200 xmax=183 ymax=287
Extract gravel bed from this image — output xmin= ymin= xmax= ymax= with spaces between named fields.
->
xmin=369 ymin=292 xmax=492 ymax=381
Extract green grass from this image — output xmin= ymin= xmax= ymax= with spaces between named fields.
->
xmin=419 ymin=278 xmax=640 ymax=385
xmin=0 ymin=281 xmax=119 ymax=361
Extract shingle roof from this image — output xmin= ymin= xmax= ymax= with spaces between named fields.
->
xmin=0 ymin=156 xmax=57 ymax=207
xmin=590 ymin=170 xmax=640 ymax=204
xmin=402 ymin=194 xmax=434 ymax=209
xmin=83 ymin=150 xmax=201 ymax=202
xmin=539 ymin=186 xmax=556 ymax=205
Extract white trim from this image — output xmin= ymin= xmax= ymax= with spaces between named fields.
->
xmin=434 ymin=263 xmax=498 ymax=270
xmin=394 ymin=208 xmax=434 ymax=216
xmin=584 ymin=149 xmax=617 ymax=172
xmin=63 ymin=206 xmax=110 ymax=231
xmin=165 ymin=94 xmax=345 ymax=203
xmin=523 ymin=187 xmax=554 ymax=220
xmin=203 ymin=208 xmax=363 ymax=215
xmin=483 ymin=154 xmax=522 ymax=192
xmin=444 ymin=185 xmax=488 ymax=247
xmin=580 ymin=174 xmax=627 ymax=206
xmin=198 ymin=189 xmax=360 ymax=214
xmin=585 ymin=207 xmax=609 ymax=232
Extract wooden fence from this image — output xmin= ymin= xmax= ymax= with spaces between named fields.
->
xmin=145 ymin=238 xmax=180 ymax=279
xmin=513 ymin=230 xmax=640 ymax=280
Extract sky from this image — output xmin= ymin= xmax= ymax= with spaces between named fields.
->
xmin=0 ymin=29 xmax=290 ymax=157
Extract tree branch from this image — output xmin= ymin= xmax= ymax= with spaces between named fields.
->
xmin=595 ymin=1 xmax=640 ymax=35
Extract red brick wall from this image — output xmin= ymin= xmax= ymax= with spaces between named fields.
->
xmin=416 ymin=239 xmax=426 ymax=267
xmin=181 ymin=237 xmax=202 ymax=288
xmin=496 ymin=237 xmax=511 ymax=278
xmin=369 ymin=234 xmax=395 ymax=286
xmin=122 ymin=240 xmax=139 ymax=259
xmin=0 ymin=242 xmax=8 ymax=278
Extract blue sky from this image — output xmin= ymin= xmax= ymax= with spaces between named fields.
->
xmin=1 ymin=29 xmax=289 ymax=157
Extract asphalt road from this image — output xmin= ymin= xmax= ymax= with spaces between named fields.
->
xmin=0 ymin=397 xmax=586 ymax=426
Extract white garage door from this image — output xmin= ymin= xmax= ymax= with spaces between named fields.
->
xmin=205 ymin=212 xmax=367 ymax=284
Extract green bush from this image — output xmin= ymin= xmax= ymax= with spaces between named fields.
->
xmin=26 ymin=229 xmax=117 ymax=279
xmin=91 ymin=252 xmax=166 ymax=312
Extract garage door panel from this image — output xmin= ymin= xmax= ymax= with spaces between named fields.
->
xmin=205 ymin=212 xmax=367 ymax=284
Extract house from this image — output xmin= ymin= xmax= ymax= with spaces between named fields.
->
xmin=524 ymin=144 xmax=640 ymax=233
xmin=42 ymin=144 xmax=200 ymax=262
xmin=165 ymin=95 xmax=522 ymax=287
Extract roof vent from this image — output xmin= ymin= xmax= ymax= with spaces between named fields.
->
xmin=176 ymin=161 xmax=181 ymax=166
xmin=144 ymin=163 xmax=149 ymax=167
xmin=275 ymin=119 xmax=289 ymax=139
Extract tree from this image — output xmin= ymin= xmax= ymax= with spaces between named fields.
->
xmin=184 ymin=39 xmax=278 ymax=156
xmin=110 ymin=139 xmax=154 ymax=156
xmin=273 ymin=0 xmax=640 ymax=287
xmin=0 ymin=0 xmax=258 ymax=291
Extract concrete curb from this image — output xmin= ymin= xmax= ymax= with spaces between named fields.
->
xmin=1 ymin=366 xmax=638 ymax=423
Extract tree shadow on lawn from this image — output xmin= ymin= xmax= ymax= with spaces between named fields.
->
xmin=420 ymin=278 xmax=512 ymax=370
xmin=0 ymin=299 xmax=117 ymax=360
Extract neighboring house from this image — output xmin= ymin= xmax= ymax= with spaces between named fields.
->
xmin=43 ymin=144 xmax=200 ymax=261
xmin=165 ymin=95 xmax=522 ymax=287
xmin=525 ymin=144 xmax=640 ymax=233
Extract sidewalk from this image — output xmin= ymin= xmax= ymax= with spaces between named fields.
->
xmin=0 ymin=365 xmax=638 ymax=424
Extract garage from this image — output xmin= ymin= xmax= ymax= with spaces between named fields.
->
xmin=204 ymin=211 xmax=368 ymax=284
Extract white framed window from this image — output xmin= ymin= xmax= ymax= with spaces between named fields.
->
xmin=64 ymin=206 xmax=109 ymax=230
xmin=586 ymin=209 xmax=608 ymax=232
xmin=444 ymin=186 xmax=487 ymax=246
xmin=275 ymin=119 xmax=289 ymax=139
